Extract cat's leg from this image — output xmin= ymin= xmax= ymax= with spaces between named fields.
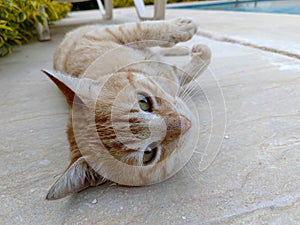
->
xmin=159 ymin=45 xmax=190 ymax=56
xmin=179 ymin=44 xmax=211 ymax=85
xmin=83 ymin=18 xmax=198 ymax=48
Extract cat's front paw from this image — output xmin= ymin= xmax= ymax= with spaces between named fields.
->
xmin=168 ymin=18 xmax=198 ymax=43
xmin=191 ymin=44 xmax=212 ymax=62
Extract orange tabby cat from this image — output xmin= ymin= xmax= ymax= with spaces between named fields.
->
xmin=43 ymin=18 xmax=211 ymax=200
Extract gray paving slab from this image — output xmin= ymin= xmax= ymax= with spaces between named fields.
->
xmin=0 ymin=7 xmax=299 ymax=225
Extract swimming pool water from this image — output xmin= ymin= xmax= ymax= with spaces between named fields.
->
xmin=170 ymin=0 xmax=300 ymax=15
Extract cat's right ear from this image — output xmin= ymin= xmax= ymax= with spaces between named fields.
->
xmin=42 ymin=69 xmax=96 ymax=107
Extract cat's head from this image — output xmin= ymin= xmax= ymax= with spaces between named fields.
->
xmin=43 ymin=67 xmax=197 ymax=199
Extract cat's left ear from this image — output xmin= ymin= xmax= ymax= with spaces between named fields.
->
xmin=42 ymin=69 xmax=97 ymax=107
xmin=46 ymin=157 xmax=106 ymax=200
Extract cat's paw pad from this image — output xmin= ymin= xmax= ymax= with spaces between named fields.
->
xmin=169 ymin=17 xmax=198 ymax=43
xmin=191 ymin=44 xmax=212 ymax=61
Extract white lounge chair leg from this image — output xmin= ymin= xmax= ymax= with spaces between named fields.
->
xmin=153 ymin=0 xmax=166 ymax=20
xmin=134 ymin=0 xmax=166 ymax=20
xmin=96 ymin=0 xmax=113 ymax=19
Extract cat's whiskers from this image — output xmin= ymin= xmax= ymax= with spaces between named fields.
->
xmin=178 ymin=71 xmax=190 ymax=87
xmin=179 ymin=81 xmax=201 ymax=102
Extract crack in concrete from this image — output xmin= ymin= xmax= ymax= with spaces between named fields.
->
xmin=197 ymin=30 xmax=300 ymax=61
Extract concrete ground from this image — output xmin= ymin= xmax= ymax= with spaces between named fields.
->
xmin=1 ymin=6 xmax=300 ymax=225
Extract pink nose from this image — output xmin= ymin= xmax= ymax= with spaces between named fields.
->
xmin=179 ymin=115 xmax=191 ymax=134
xmin=164 ymin=114 xmax=191 ymax=140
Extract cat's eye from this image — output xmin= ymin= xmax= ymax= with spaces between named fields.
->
xmin=143 ymin=143 xmax=157 ymax=165
xmin=138 ymin=94 xmax=152 ymax=112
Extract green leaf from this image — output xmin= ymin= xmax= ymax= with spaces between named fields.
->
xmin=18 ymin=11 xmax=27 ymax=22
xmin=0 ymin=25 xmax=13 ymax=31
xmin=36 ymin=15 xmax=44 ymax=25
xmin=0 ymin=44 xmax=11 ymax=57
xmin=0 ymin=36 xmax=4 ymax=46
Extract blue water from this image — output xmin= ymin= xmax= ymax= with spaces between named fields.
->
xmin=169 ymin=0 xmax=300 ymax=15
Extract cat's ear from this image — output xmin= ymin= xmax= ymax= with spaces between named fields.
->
xmin=42 ymin=69 xmax=97 ymax=106
xmin=46 ymin=157 xmax=106 ymax=200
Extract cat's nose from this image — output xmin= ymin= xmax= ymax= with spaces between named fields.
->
xmin=164 ymin=114 xmax=191 ymax=139
xmin=179 ymin=115 xmax=191 ymax=134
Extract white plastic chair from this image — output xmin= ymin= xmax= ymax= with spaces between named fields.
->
xmin=133 ymin=0 xmax=166 ymax=20
xmin=96 ymin=0 xmax=113 ymax=19
xmin=97 ymin=0 xmax=166 ymax=20
xmin=54 ymin=0 xmax=166 ymax=20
